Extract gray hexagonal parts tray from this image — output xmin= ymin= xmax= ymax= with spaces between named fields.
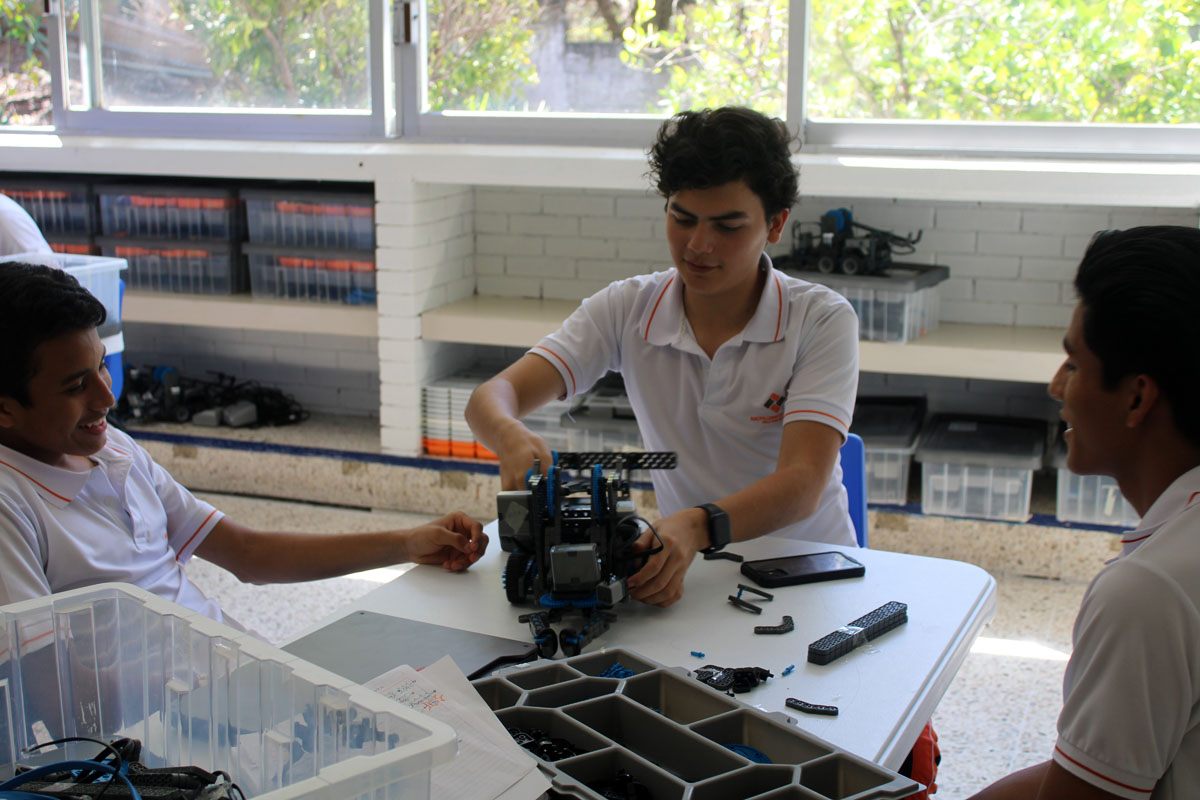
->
xmin=472 ymin=647 xmax=921 ymax=800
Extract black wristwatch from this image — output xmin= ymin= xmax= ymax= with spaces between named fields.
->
xmin=696 ymin=503 xmax=731 ymax=553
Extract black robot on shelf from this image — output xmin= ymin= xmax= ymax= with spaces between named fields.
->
xmin=497 ymin=451 xmax=676 ymax=657
xmin=789 ymin=208 xmax=922 ymax=276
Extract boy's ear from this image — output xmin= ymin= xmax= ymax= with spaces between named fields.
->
xmin=1125 ymin=374 xmax=1159 ymax=428
xmin=766 ymin=208 xmax=790 ymax=244
xmin=0 ymin=395 xmax=19 ymax=429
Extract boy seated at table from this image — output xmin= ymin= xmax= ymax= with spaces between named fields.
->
xmin=466 ymin=106 xmax=859 ymax=610
xmin=0 ymin=261 xmax=488 ymax=629
xmin=969 ymin=226 xmax=1200 ymax=800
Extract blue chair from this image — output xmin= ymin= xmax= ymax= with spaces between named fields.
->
xmin=840 ymin=432 xmax=868 ymax=548
xmin=103 ymin=279 xmax=125 ymax=401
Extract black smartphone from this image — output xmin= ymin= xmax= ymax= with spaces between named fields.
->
xmin=740 ymin=551 xmax=866 ymax=588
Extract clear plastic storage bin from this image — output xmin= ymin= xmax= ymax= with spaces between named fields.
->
xmin=0 ymin=583 xmax=457 ymax=800
xmin=1052 ymin=440 xmax=1140 ymax=528
xmin=98 ymin=185 xmax=240 ymax=240
xmin=0 ymin=181 xmax=94 ymax=235
xmin=0 ymin=252 xmax=124 ymax=336
xmin=243 ymin=189 xmax=375 ymax=250
xmin=793 ymin=265 xmax=949 ymax=343
xmin=562 ymin=381 xmax=643 ymax=452
xmin=473 ymin=647 xmax=920 ymax=800
xmin=916 ymin=415 xmax=1047 ymax=522
xmin=246 ymin=244 xmax=376 ymax=305
xmin=850 ymin=397 xmax=925 ymax=505
xmin=99 ymin=237 xmax=244 ymax=295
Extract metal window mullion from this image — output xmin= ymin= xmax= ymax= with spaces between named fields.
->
xmin=369 ymin=0 xmax=395 ymax=137
xmin=789 ymin=0 xmax=808 ymax=135
xmin=394 ymin=0 xmax=423 ymax=137
xmin=42 ymin=0 xmax=68 ymax=118
xmin=80 ymin=0 xmax=104 ymax=108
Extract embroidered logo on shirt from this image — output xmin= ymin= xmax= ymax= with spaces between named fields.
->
xmin=762 ymin=391 xmax=787 ymax=414
xmin=750 ymin=390 xmax=787 ymax=424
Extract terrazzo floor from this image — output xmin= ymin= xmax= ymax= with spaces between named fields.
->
xmin=184 ymin=491 xmax=1088 ymax=800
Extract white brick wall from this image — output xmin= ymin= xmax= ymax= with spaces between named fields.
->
xmin=376 ymin=182 xmax=475 ymax=454
xmin=464 ymin=189 xmax=1198 ymax=328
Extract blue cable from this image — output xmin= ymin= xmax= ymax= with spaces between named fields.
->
xmin=0 ymin=759 xmax=142 ymax=800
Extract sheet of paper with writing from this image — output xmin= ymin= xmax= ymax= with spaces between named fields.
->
xmin=367 ymin=656 xmax=551 ymax=799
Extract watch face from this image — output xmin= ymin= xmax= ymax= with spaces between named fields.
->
xmin=702 ymin=503 xmax=730 ymax=551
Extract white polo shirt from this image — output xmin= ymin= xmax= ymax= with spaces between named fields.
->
xmin=1053 ymin=465 xmax=1200 ymax=799
xmin=0 ymin=426 xmax=226 ymax=622
xmin=533 ymin=259 xmax=858 ymax=546
xmin=0 ymin=194 xmax=53 ymax=257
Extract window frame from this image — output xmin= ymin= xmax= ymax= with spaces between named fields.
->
xmin=7 ymin=0 xmax=1199 ymax=161
xmin=38 ymin=0 xmax=394 ymax=140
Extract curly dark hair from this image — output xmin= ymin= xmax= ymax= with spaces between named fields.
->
xmin=1074 ymin=225 xmax=1200 ymax=448
xmin=647 ymin=106 xmax=800 ymax=219
xmin=0 ymin=261 xmax=107 ymax=407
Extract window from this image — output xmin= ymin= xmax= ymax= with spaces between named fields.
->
xmin=1 ymin=0 xmax=54 ymax=126
xmin=5 ymin=0 xmax=389 ymax=137
xmin=803 ymin=0 xmax=1200 ymax=154
xmin=4 ymin=0 xmax=1198 ymax=155
xmin=414 ymin=0 xmax=790 ymax=144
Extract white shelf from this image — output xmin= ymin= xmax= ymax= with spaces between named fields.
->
xmin=421 ymin=295 xmax=1064 ymax=383
xmin=4 ymin=134 xmax=1200 ymax=206
xmin=420 ymin=295 xmax=580 ymax=348
xmin=123 ymin=291 xmax=378 ymax=337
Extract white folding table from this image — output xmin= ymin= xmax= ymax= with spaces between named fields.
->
xmin=287 ymin=525 xmax=996 ymax=771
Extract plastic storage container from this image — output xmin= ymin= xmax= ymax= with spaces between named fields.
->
xmin=562 ymin=380 xmax=643 ymax=453
xmin=243 ymin=189 xmax=375 ymax=250
xmin=246 ymin=244 xmax=376 ymax=305
xmin=850 ymin=397 xmax=925 ymax=505
xmin=99 ymin=237 xmax=245 ymax=295
xmin=0 ymin=181 xmax=94 ymax=235
xmin=0 ymin=583 xmax=457 ymax=799
xmin=98 ymin=185 xmax=240 ymax=241
xmin=0 ymin=252 xmax=124 ymax=339
xmin=916 ymin=415 xmax=1047 ymax=521
xmin=473 ymin=647 xmax=920 ymax=800
xmin=47 ymin=234 xmax=100 ymax=256
xmin=1052 ymin=439 xmax=1140 ymax=528
xmin=796 ymin=264 xmax=948 ymax=343
xmin=421 ymin=367 xmax=497 ymax=459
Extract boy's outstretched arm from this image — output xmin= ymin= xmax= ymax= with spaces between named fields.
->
xmin=465 ymin=354 xmax=568 ymax=490
xmin=193 ymin=511 xmax=487 ymax=584
xmin=628 ymin=420 xmax=843 ymax=607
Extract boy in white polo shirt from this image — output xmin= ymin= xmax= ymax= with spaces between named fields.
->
xmin=466 ymin=106 xmax=859 ymax=608
xmin=0 ymin=261 xmax=488 ymax=629
xmin=970 ymin=226 xmax=1200 ymax=800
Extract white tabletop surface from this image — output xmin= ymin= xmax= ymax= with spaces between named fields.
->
xmin=288 ymin=524 xmax=996 ymax=771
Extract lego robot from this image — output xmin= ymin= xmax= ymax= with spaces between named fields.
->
xmin=497 ymin=451 xmax=676 ymax=657
xmin=790 ymin=208 xmax=922 ymax=276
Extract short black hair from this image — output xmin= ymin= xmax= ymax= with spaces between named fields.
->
xmin=1074 ymin=225 xmax=1200 ymax=447
xmin=0 ymin=261 xmax=107 ymax=407
xmin=647 ymin=106 xmax=800 ymax=219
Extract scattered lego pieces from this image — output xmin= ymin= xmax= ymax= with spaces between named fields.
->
xmin=808 ymin=601 xmax=908 ymax=665
xmin=599 ymin=662 xmax=636 ymax=679
xmin=690 ymin=650 xmax=706 ymax=658
xmin=754 ymin=615 xmax=795 ymax=635
xmin=694 ymin=665 xmax=773 ymax=694
xmin=728 ymin=582 xmax=775 ymax=614
xmin=728 ymin=594 xmax=764 ymax=614
xmin=786 ymin=697 xmax=839 ymax=717
xmin=703 ymin=550 xmax=744 ymax=562
xmin=781 ymin=664 xmax=795 ymax=677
